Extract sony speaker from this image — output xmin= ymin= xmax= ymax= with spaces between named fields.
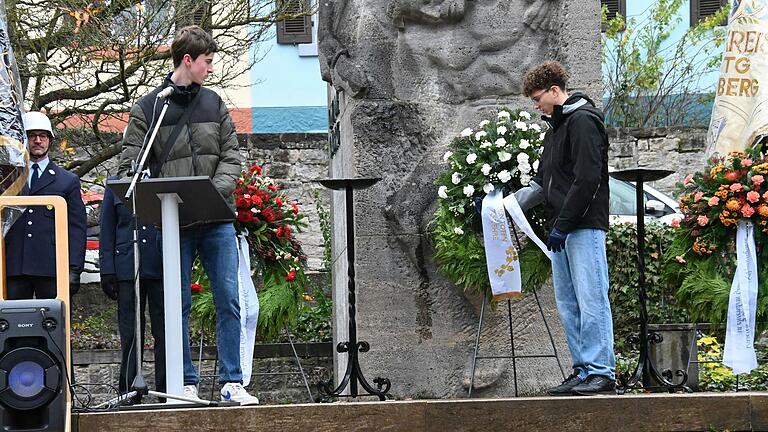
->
xmin=0 ymin=299 xmax=68 ymax=431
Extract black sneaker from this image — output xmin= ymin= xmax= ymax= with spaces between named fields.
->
xmin=571 ymin=374 xmax=616 ymax=396
xmin=546 ymin=372 xmax=583 ymax=396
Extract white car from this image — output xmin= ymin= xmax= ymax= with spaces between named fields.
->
xmin=608 ymin=176 xmax=681 ymax=225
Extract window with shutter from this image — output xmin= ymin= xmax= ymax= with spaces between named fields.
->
xmin=691 ymin=0 xmax=728 ymax=26
xmin=276 ymin=0 xmax=312 ymax=44
xmin=601 ymin=0 xmax=626 ymax=32
xmin=176 ymin=1 xmax=212 ymax=31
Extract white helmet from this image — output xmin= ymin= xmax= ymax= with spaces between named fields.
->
xmin=23 ymin=111 xmax=55 ymax=138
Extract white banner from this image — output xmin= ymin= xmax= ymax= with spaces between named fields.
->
xmin=723 ymin=220 xmax=759 ymax=374
xmin=481 ymin=190 xmax=522 ymax=301
xmin=237 ymin=233 xmax=260 ymax=386
xmin=706 ymin=0 xmax=768 ymax=155
xmin=502 ymin=193 xmax=552 ymax=261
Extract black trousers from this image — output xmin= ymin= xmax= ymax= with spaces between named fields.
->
xmin=6 ymin=275 xmax=57 ymax=299
xmin=117 ymin=279 xmax=166 ymax=394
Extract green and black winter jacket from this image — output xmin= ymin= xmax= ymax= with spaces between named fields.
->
xmin=118 ymin=75 xmax=242 ymax=218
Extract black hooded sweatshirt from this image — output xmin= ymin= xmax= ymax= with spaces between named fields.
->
xmin=533 ymin=92 xmax=610 ymax=233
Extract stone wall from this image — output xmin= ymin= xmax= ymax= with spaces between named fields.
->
xmin=72 ymin=343 xmax=333 ymax=406
xmin=608 ymin=126 xmax=708 ymax=196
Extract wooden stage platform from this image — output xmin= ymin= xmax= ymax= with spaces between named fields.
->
xmin=73 ymin=392 xmax=768 ymax=431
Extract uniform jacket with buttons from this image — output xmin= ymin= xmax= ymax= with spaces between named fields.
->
xmin=99 ymin=177 xmax=163 ymax=281
xmin=5 ymin=161 xmax=87 ymax=277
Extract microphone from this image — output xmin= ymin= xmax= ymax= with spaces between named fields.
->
xmin=156 ymin=86 xmax=175 ymax=99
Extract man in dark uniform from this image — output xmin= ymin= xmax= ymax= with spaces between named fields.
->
xmin=5 ymin=111 xmax=86 ymax=299
xmin=99 ymin=177 xmax=165 ymax=401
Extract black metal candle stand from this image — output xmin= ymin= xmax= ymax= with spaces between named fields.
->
xmin=610 ymin=168 xmax=691 ymax=393
xmin=316 ymin=177 xmax=391 ymax=401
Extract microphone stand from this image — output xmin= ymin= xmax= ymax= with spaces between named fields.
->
xmin=97 ymin=95 xmax=216 ymax=409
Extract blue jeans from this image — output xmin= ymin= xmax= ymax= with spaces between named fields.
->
xmin=180 ymin=222 xmax=242 ymax=384
xmin=550 ymin=228 xmax=615 ymax=380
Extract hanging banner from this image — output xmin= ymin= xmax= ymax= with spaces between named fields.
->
xmin=722 ymin=220 xmax=759 ymax=374
xmin=481 ymin=190 xmax=522 ymax=301
xmin=706 ymin=0 xmax=768 ymax=155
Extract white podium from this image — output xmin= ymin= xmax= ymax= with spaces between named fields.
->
xmin=107 ymin=176 xmax=234 ymax=402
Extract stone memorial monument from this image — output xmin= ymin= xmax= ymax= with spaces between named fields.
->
xmin=319 ymin=0 xmax=602 ymax=398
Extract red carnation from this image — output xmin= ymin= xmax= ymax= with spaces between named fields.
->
xmin=191 ymin=283 xmax=203 ymax=293
xmin=252 ymin=195 xmax=264 ymax=207
xmin=261 ymin=208 xmax=276 ymax=223
xmin=237 ymin=211 xmax=255 ymax=223
xmin=276 ymin=226 xmax=285 ymax=237
xmin=283 ymin=225 xmax=291 ymax=238
xmin=236 ymin=197 xmax=251 ymax=209
xmin=268 ymin=185 xmax=278 ymax=192
xmin=291 ymin=202 xmax=299 ymax=215
xmin=275 ymin=197 xmax=284 ymax=207
xmin=247 ymin=185 xmax=258 ymax=192
xmin=285 ymin=270 xmax=296 ymax=282
xmin=250 ymin=165 xmax=262 ymax=175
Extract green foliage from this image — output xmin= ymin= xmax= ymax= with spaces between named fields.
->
xmin=698 ymin=335 xmax=768 ymax=391
xmin=71 ymin=303 xmax=119 ymax=350
xmin=608 ymin=222 xmax=691 ymax=352
xmin=601 ymin=0 xmax=730 ymax=127
xmin=258 ymin=264 xmax=307 ymax=340
xmin=290 ymin=282 xmax=333 ymax=342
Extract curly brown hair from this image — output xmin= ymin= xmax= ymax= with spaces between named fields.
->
xmin=522 ymin=61 xmax=570 ymax=97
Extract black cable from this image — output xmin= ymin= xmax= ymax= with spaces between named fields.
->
xmin=39 ymin=308 xmax=125 ymax=412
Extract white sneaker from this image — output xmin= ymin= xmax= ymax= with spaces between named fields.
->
xmin=183 ymin=385 xmax=201 ymax=400
xmin=220 ymin=382 xmax=260 ymax=405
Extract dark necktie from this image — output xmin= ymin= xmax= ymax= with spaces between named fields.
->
xmin=30 ymin=163 xmax=39 ymax=190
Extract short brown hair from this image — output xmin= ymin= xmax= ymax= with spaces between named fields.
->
xmin=171 ymin=25 xmax=218 ymax=68
xmin=522 ymin=61 xmax=570 ymax=97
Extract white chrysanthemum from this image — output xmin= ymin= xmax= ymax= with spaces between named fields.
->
xmin=519 ymin=139 xmax=530 ymax=149
xmin=521 ymin=174 xmax=532 ymax=185
xmin=443 ymin=151 xmax=453 ymax=162
xmin=483 ymin=183 xmax=495 ymax=194
xmin=460 ymin=128 xmax=473 ymax=137
xmin=517 ymin=152 xmax=530 ymax=164
xmin=495 ymin=137 xmax=507 ymax=147
xmin=498 ymin=170 xmax=512 ymax=183
xmin=498 ymin=151 xmax=512 ymax=162
xmin=438 ymin=185 xmax=448 ymax=199
xmin=514 ymin=121 xmax=528 ymax=131
xmin=519 ymin=162 xmax=532 ymax=174
xmin=496 ymin=126 xmax=508 ymax=135
xmin=530 ymin=123 xmax=542 ymax=132
xmin=466 ymin=153 xmax=478 ymax=164
xmin=475 ymin=131 xmax=487 ymax=141
xmin=498 ymin=111 xmax=511 ymax=119
xmin=463 ymin=185 xmax=475 ymax=197
xmin=479 ymin=120 xmax=490 ymax=127
xmin=481 ymin=163 xmax=492 ymax=176
xmin=539 ymin=132 xmax=547 ymax=141
xmin=533 ymin=160 xmax=539 ymax=171
xmin=519 ymin=111 xmax=532 ymax=120
xmin=454 ymin=227 xmax=465 ymax=235
xmin=452 ymin=172 xmax=462 ymax=185
xmin=480 ymin=141 xmax=492 ymax=149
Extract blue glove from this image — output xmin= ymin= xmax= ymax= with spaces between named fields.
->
xmin=546 ymin=228 xmax=568 ymax=253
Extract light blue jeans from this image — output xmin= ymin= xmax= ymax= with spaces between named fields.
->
xmin=550 ymin=228 xmax=615 ymax=380
xmin=180 ymin=222 xmax=242 ymax=385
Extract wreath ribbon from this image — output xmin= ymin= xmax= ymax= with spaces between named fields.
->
xmin=723 ymin=220 xmax=759 ymax=374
